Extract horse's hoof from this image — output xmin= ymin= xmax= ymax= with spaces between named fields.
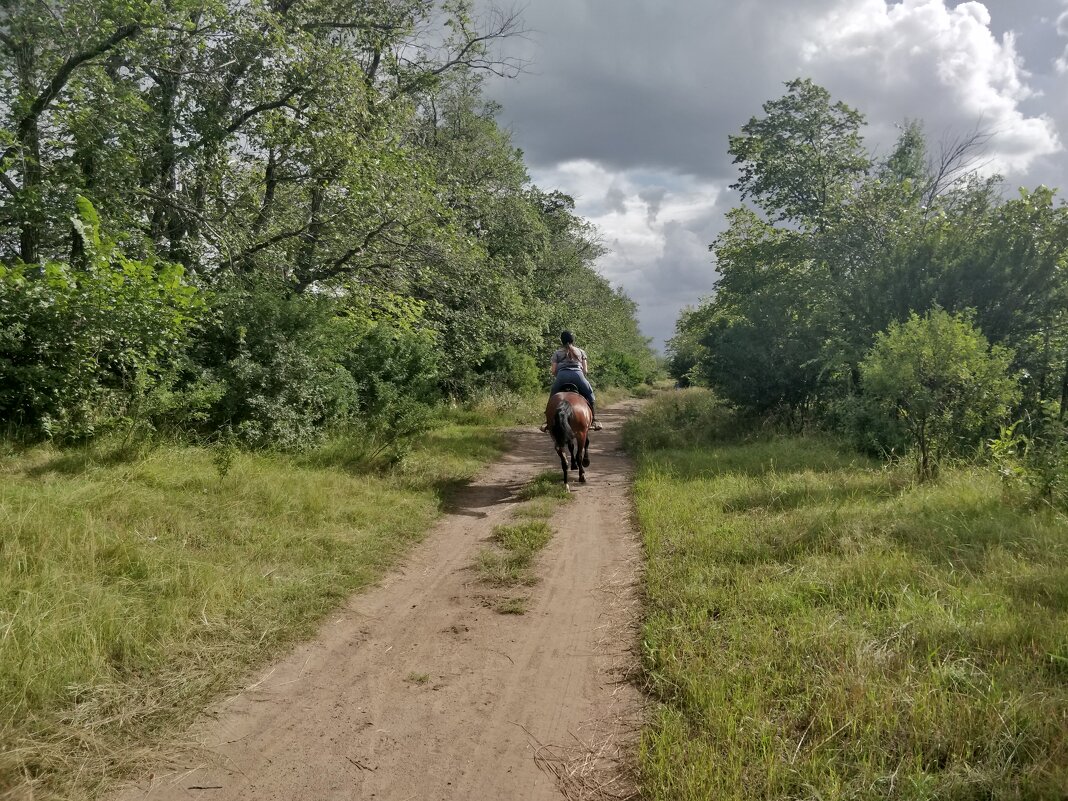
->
xmin=564 ymin=484 xmax=571 ymax=493
xmin=579 ymin=475 xmax=586 ymax=483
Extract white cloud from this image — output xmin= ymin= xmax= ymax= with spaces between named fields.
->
xmin=530 ymin=161 xmax=725 ymax=347
xmin=1056 ymin=5 xmax=1068 ymax=73
xmin=801 ymin=0 xmax=1061 ymax=173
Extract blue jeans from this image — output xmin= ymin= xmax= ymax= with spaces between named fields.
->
xmin=551 ymin=368 xmax=595 ymax=412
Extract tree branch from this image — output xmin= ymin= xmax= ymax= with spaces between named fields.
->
xmin=225 ymin=87 xmax=301 ymax=134
xmin=392 ymin=8 xmax=527 ymax=98
xmin=1 ymin=22 xmax=142 ymax=165
xmin=0 ymin=168 xmax=18 ymax=196
xmin=236 ymin=225 xmax=310 ymax=263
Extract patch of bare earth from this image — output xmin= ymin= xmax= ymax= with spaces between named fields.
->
xmin=114 ymin=400 xmax=645 ymax=801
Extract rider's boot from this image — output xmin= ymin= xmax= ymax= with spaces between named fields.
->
xmin=591 ymin=406 xmax=603 ymax=431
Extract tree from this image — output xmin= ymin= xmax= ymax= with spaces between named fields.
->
xmin=0 ymin=2 xmax=656 ymax=445
xmin=693 ymin=207 xmax=830 ymax=415
xmin=860 ymin=309 xmax=1019 ymax=478
xmin=0 ymin=0 xmax=152 ymax=263
xmin=728 ymin=78 xmax=870 ymax=229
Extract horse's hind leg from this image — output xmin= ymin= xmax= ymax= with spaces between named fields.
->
xmin=568 ymin=439 xmax=578 ymax=470
xmin=557 ymin=447 xmax=569 ymax=489
xmin=577 ymin=432 xmax=587 ymax=482
xmin=581 ymin=433 xmax=591 ymax=467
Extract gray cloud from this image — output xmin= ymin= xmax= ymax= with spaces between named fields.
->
xmin=483 ymin=1 xmax=1068 ymax=347
xmin=639 ymin=187 xmax=667 ymax=224
xmin=603 ymin=183 xmax=627 ymax=214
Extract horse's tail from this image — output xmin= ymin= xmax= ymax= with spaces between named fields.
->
xmin=551 ymin=399 xmax=574 ymax=448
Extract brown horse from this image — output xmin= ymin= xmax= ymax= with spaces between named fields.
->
xmin=544 ymin=390 xmax=592 ymax=490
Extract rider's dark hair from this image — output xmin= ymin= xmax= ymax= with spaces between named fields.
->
xmin=560 ymin=330 xmax=579 ymax=362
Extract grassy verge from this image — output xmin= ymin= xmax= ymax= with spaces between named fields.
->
xmin=628 ymin=391 xmax=1068 ymax=800
xmin=0 ymin=413 xmax=520 ymax=801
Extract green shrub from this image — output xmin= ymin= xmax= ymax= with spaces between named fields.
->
xmin=990 ymin=411 xmax=1068 ymax=508
xmin=825 ymin=391 xmax=909 ymax=457
xmin=188 ymin=282 xmax=442 ymax=449
xmin=597 ymin=350 xmax=646 ymax=388
xmin=860 ymin=308 xmax=1019 ymax=478
xmin=0 ymin=198 xmax=201 ymax=440
xmin=475 ymin=346 xmax=542 ymax=394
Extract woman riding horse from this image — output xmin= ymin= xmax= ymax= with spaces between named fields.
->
xmin=541 ymin=330 xmax=602 ymax=431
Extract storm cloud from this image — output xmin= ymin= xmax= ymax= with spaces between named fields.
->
xmin=484 ymin=0 xmax=1068 ymax=348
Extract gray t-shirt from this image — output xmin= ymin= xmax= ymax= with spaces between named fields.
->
xmin=551 ymin=346 xmax=587 ymax=371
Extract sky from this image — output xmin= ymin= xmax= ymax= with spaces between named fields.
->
xmin=481 ymin=0 xmax=1068 ymax=350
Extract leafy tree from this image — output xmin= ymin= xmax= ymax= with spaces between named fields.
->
xmin=688 ymin=207 xmax=829 ymax=414
xmin=860 ymin=309 xmax=1019 ymax=478
xmin=665 ymin=305 xmax=711 ymax=387
xmin=728 ymin=78 xmax=870 ymax=229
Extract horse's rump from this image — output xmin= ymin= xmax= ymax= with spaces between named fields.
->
xmin=545 ymin=391 xmax=592 ymax=439
xmin=544 ymin=391 xmax=593 ymax=489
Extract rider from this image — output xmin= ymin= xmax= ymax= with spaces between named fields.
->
xmin=542 ymin=330 xmax=602 ymax=431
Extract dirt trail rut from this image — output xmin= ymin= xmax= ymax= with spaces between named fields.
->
xmin=116 ymin=400 xmax=644 ymax=801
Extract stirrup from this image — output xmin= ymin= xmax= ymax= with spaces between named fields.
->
xmin=591 ymin=420 xmax=603 ymax=431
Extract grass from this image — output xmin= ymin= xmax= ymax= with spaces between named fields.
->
xmin=494 ymin=597 xmax=529 ymax=615
xmin=628 ymin=391 xmax=1068 ymax=800
xmin=0 ymin=414 xmax=521 ymax=801
xmin=474 ymin=470 xmax=575 ymax=607
xmin=516 ymin=469 xmax=575 ymax=502
xmin=475 ymin=521 xmax=554 ymax=587
xmin=405 ymin=672 xmax=430 ymax=685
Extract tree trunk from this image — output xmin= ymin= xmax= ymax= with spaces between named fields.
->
xmin=15 ymin=39 xmax=41 ymax=264
xmin=1059 ymin=353 xmax=1068 ymax=420
xmin=296 ymin=183 xmax=324 ymax=288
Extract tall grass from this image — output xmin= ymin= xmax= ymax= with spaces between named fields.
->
xmin=0 ymin=416 xmax=516 ymax=800
xmin=628 ymin=390 xmax=1068 ymax=800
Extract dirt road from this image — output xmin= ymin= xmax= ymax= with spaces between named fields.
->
xmin=116 ymin=400 xmax=644 ymax=801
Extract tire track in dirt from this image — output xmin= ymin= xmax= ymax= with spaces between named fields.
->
xmin=115 ymin=399 xmax=644 ymax=801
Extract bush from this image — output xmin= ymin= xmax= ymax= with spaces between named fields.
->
xmin=0 ymin=198 xmax=201 ymax=440
xmin=826 ymin=392 xmax=909 ymax=457
xmin=860 ymin=308 xmax=1019 ymax=478
xmin=475 ymin=346 xmax=542 ymax=394
xmin=595 ymin=350 xmax=646 ymax=389
xmin=990 ymin=411 xmax=1068 ymax=508
xmin=188 ymin=282 xmax=442 ymax=449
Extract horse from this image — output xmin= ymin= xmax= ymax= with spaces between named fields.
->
xmin=544 ymin=388 xmax=592 ymax=491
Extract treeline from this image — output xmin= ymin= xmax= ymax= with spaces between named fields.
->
xmin=670 ymin=79 xmax=1068 ymax=482
xmin=0 ymin=0 xmax=656 ymax=446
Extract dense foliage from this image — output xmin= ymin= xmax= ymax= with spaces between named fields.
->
xmin=0 ymin=0 xmax=655 ymax=444
xmin=670 ymin=79 xmax=1068 ymax=475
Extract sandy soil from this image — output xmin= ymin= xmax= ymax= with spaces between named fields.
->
xmin=114 ymin=400 xmax=645 ymax=801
